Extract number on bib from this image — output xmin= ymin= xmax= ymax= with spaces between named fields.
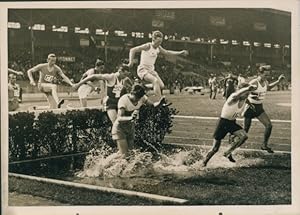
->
xmin=44 ymin=74 xmax=54 ymax=82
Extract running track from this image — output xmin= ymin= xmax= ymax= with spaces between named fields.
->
xmin=15 ymin=97 xmax=291 ymax=153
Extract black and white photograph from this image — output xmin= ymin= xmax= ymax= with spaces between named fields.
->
xmin=1 ymin=1 xmax=300 ymax=215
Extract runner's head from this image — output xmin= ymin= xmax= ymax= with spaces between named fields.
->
xmin=152 ymin=30 xmax=163 ymax=47
xmin=258 ymin=65 xmax=271 ymax=79
xmin=130 ymin=83 xmax=146 ymax=101
xmin=8 ymin=74 xmax=17 ymax=84
xmin=95 ymin=59 xmax=105 ymax=72
xmin=47 ymin=53 xmax=56 ymax=65
xmin=117 ymin=63 xmax=130 ymax=79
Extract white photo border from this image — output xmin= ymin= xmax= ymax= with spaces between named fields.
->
xmin=1 ymin=1 xmax=300 ymax=215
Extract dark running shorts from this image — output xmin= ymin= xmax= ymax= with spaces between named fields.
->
xmin=213 ymin=118 xmax=243 ymax=140
xmin=243 ymin=103 xmax=265 ymax=119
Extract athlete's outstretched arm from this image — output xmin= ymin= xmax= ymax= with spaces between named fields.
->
xmin=229 ymin=85 xmax=257 ymax=104
xmin=73 ymin=74 xmax=113 ymax=90
xmin=268 ymin=74 xmax=285 ymax=90
xmin=127 ymin=43 xmax=151 ymax=67
xmin=8 ymin=68 xmax=23 ymax=76
xmin=57 ymin=67 xmax=74 ymax=86
xmin=159 ymin=47 xmax=189 ymax=56
xmin=27 ymin=64 xmax=43 ymax=86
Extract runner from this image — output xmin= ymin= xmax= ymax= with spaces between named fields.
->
xmin=77 ymin=59 xmax=105 ymax=107
xmin=202 ymin=83 xmax=257 ymax=167
xmin=127 ymin=30 xmax=188 ymax=102
xmin=73 ymin=63 xmax=132 ymax=123
xmin=112 ymin=83 xmax=165 ymax=157
xmin=27 ymin=53 xmax=74 ymax=109
xmin=243 ymin=65 xmax=285 ymax=153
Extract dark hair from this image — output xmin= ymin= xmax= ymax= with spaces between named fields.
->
xmin=95 ymin=59 xmax=105 ymax=67
xmin=121 ymin=58 xmax=129 ymax=64
xmin=119 ymin=64 xmax=130 ymax=73
xmin=258 ymin=65 xmax=271 ymax=74
xmin=131 ymin=84 xmax=146 ymax=99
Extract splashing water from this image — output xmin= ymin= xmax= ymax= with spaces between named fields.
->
xmin=76 ymin=145 xmax=265 ymax=179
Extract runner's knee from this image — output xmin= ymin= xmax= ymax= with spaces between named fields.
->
xmin=266 ymin=123 xmax=272 ymax=132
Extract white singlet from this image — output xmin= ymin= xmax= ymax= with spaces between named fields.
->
xmin=118 ymin=94 xmax=147 ymax=114
xmin=248 ymin=79 xmax=267 ymax=104
xmin=221 ymin=94 xmax=247 ymax=120
xmin=139 ymin=43 xmax=160 ymax=70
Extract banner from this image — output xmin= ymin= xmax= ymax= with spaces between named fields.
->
xmin=152 ymin=19 xmax=164 ymax=28
xmin=80 ymin=38 xmax=90 ymax=46
xmin=154 ymin=10 xmax=175 ymax=20
xmin=254 ymin=22 xmax=267 ymax=31
xmin=57 ymin=56 xmax=76 ymax=62
xmin=210 ymin=16 xmax=226 ymax=26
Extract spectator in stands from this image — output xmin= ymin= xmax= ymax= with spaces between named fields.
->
xmin=27 ymin=53 xmax=74 ymax=109
xmin=127 ymin=30 xmax=188 ymax=103
xmin=208 ymin=73 xmax=218 ymax=99
xmin=223 ymin=73 xmax=238 ymax=100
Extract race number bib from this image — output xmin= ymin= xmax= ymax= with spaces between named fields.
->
xmin=112 ymin=85 xmax=123 ymax=98
xmin=44 ymin=74 xmax=54 ymax=83
xmin=14 ymin=89 xmax=20 ymax=97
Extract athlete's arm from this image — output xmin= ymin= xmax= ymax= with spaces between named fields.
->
xmin=27 ymin=64 xmax=43 ymax=86
xmin=8 ymin=68 xmax=23 ymax=76
xmin=159 ymin=46 xmax=189 ymax=56
xmin=80 ymin=69 xmax=94 ymax=81
xmin=229 ymin=85 xmax=257 ymax=104
xmin=268 ymin=74 xmax=285 ymax=90
xmin=73 ymin=73 xmax=113 ymax=90
xmin=127 ymin=43 xmax=151 ymax=67
xmin=57 ymin=67 xmax=74 ymax=86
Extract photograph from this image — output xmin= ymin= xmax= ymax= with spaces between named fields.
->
xmin=1 ymin=1 xmax=299 ymax=215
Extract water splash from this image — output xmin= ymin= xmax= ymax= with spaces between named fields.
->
xmin=76 ymin=145 xmax=265 ymax=179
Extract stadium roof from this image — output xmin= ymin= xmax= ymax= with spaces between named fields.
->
xmin=8 ymin=8 xmax=291 ymax=44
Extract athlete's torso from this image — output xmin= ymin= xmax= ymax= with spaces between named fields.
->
xmin=118 ymin=94 xmax=147 ymax=116
xmin=221 ymin=95 xmax=247 ymax=120
xmin=139 ymin=43 xmax=160 ymax=68
xmin=248 ymin=79 xmax=267 ymax=104
xmin=38 ymin=63 xmax=61 ymax=84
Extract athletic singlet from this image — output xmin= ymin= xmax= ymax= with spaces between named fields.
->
xmin=221 ymin=94 xmax=247 ymax=120
xmin=139 ymin=42 xmax=160 ymax=69
xmin=36 ymin=63 xmax=61 ymax=84
xmin=248 ymin=79 xmax=267 ymax=104
xmin=8 ymin=83 xmax=20 ymax=99
xmin=106 ymin=74 xmax=127 ymax=107
xmin=117 ymin=94 xmax=147 ymax=116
